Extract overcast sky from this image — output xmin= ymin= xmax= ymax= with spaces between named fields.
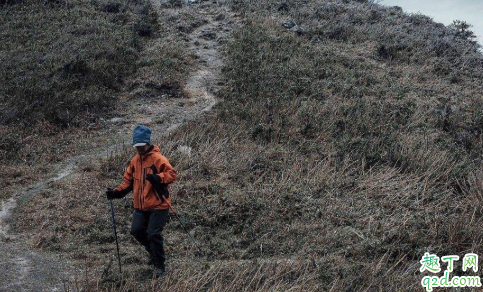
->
xmin=381 ymin=0 xmax=483 ymax=45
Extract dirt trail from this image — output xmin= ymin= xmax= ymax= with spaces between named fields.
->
xmin=0 ymin=1 xmax=236 ymax=291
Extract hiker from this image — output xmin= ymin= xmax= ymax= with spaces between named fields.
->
xmin=106 ymin=125 xmax=178 ymax=276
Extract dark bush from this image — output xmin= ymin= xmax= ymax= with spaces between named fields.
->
xmin=61 ymin=59 xmax=90 ymax=77
xmin=166 ymin=0 xmax=182 ymax=8
xmin=133 ymin=2 xmax=158 ymax=37
xmin=100 ymin=1 xmax=121 ymax=13
xmin=325 ymin=24 xmax=353 ymax=41
xmin=134 ymin=19 xmax=153 ymax=37
xmin=0 ymin=0 xmax=22 ymax=5
xmin=449 ymin=20 xmax=478 ymax=42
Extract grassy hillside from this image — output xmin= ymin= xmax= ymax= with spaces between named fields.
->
xmin=161 ymin=3 xmax=483 ymax=288
xmin=9 ymin=0 xmax=483 ymax=291
xmin=0 ymin=0 xmax=192 ymax=195
xmin=0 ymin=0 xmax=157 ymax=127
xmin=0 ymin=0 xmax=152 ymax=191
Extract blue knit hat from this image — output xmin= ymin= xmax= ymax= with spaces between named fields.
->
xmin=132 ymin=125 xmax=151 ymax=147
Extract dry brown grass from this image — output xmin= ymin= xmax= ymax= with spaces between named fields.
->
xmin=93 ymin=260 xmax=321 ymax=291
xmin=0 ymin=0 xmax=195 ymax=196
xmin=6 ymin=0 xmax=483 ymax=291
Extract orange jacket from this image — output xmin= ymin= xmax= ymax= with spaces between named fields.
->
xmin=115 ymin=145 xmax=177 ymax=211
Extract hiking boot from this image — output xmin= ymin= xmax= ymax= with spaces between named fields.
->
xmin=153 ymin=266 xmax=165 ymax=277
xmin=153 ymin=260 xmax=166 ymax=277
xmin=145 ymin=247 xmax=154 ymax=266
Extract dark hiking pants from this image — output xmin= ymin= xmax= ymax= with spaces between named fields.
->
xmin=130 ymin=209 xmax=169 ymax=268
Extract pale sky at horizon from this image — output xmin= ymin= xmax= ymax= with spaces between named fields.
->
xmin=381 ymin=0 xmax=483 ymax=46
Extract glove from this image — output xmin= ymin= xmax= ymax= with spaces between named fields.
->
xmin=146 ymin=174 xmax=169 ymax=200
xmin=146 ymin=174 xmax=161 ymax=185
xmin=106 ymin=188 xmax=123 ymax=200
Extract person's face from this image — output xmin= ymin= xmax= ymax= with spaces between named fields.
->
xmin=136 ymin=144 xmax=150 ymax=155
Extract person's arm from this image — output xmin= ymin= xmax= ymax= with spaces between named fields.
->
xmin=155 ymin=156 xmax=177 ymax=184
xmin=113 ymin=160 xmax=134 ymax=197
xmin=147 ymin=155 xmax=177 ymax=185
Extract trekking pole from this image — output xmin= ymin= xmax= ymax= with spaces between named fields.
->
xmin=164 ymin=196 xmax=203 ymax=254
xmin=151 ymin=184 xmax=202 ymax=253
xmin=109 ymin=199 xmax=122 ymax=274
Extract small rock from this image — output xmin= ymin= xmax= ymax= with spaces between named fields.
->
xmin=282 ymin=20 xmax=305 ymax=35
xmin=282 ymin=20 xmax=296 ymax=29
xmin=178 ymin=145 xmax=192 ymax=155
xmin=109 ymin=117 xmax=123 ymax=124
xmin=310 ymin=35 xmax=321 ymax=43
xmin=214 ymin=13 xmax=225 ymax=21
xmin=290 ymin=25 xmax=305 ymax=35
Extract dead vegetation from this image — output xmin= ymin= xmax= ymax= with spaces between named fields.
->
xmin=0 ymin=0 xmax=194 ymax=195
xmin=5 ymin=0 xmax=483 ymax=291
xmin=0 ymin=0 xmax=149 ymax=127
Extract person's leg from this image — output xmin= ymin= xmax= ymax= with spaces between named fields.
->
xmin=130 ymin=210 xmax=151 ymax=254
xmin=146 ymin=209 xmax=169 ymax=270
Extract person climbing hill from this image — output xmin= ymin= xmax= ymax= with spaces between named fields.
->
xmin=106 ymin=125 xmax=178 ymax=276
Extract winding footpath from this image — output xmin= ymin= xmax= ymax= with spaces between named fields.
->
xmin=0 ymin=1 xmax=237 ymax=290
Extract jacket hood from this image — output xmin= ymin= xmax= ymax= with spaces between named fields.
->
xmin=139 ymin=144 xmax=161 ymax=158
xmin=148 ymin=145 xmax=161 ymax=154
